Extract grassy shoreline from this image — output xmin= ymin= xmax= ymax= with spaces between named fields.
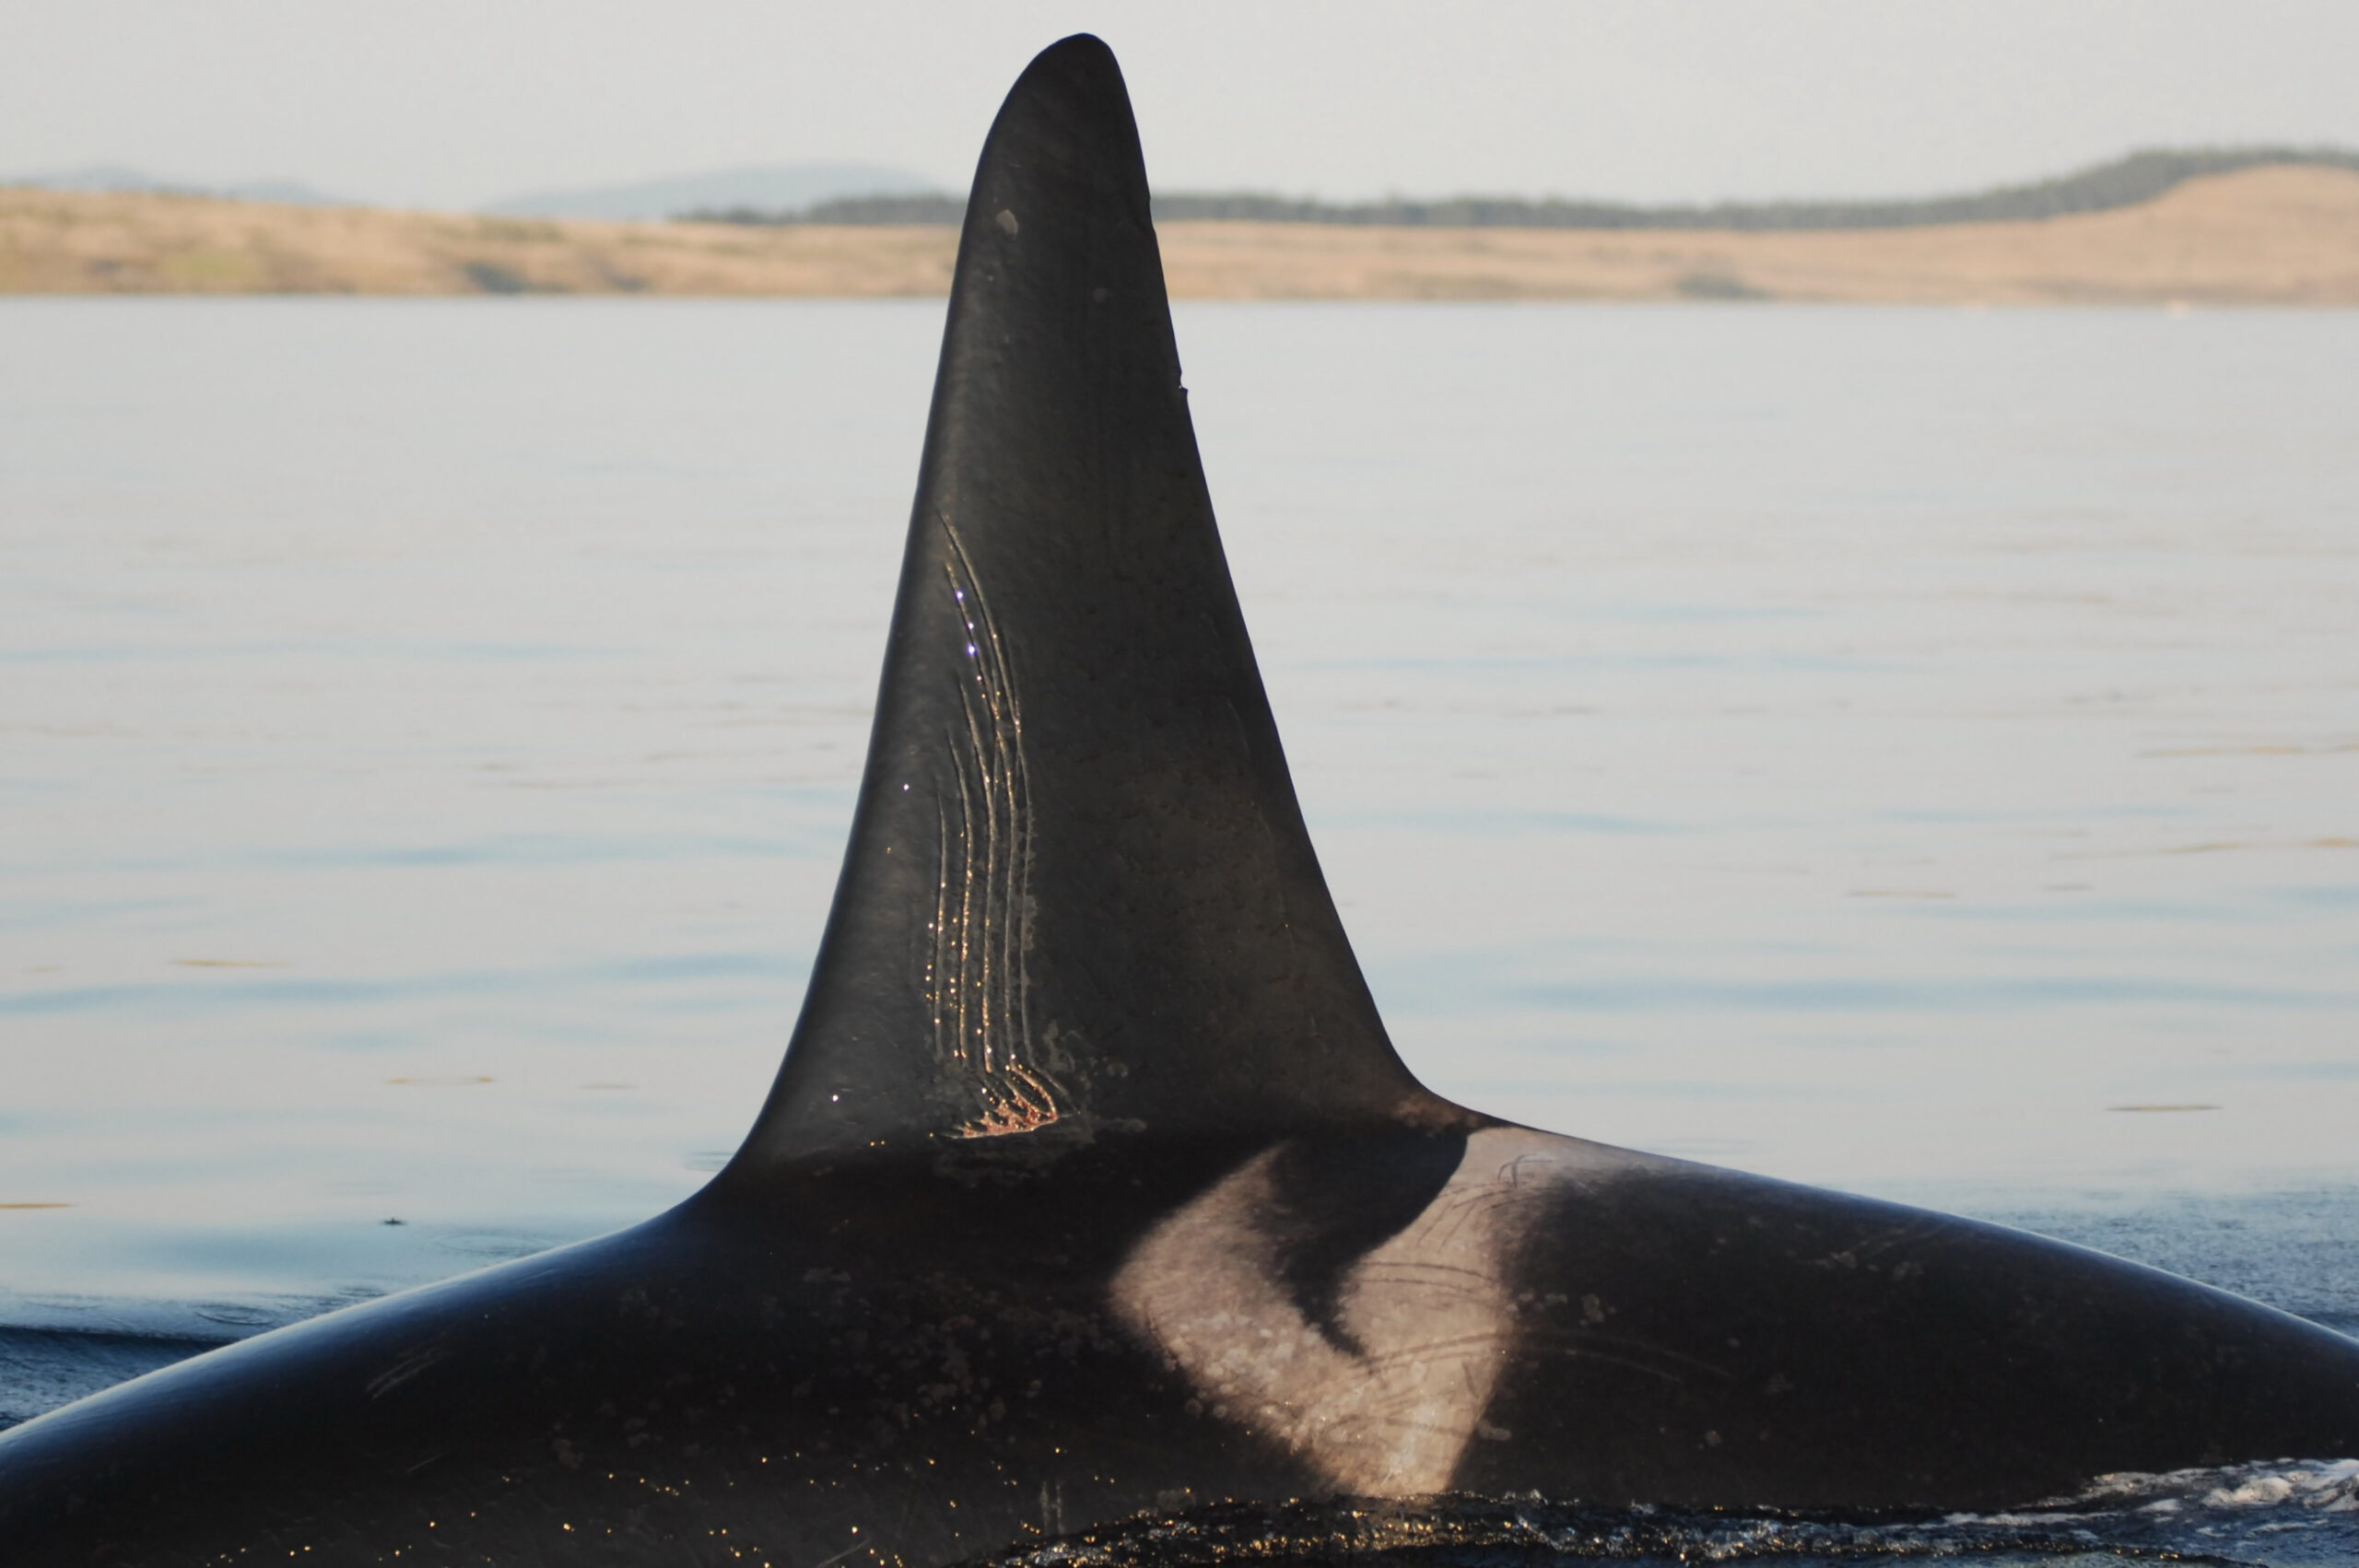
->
xmin=6 ymin=165 xmax=2355 ymax=305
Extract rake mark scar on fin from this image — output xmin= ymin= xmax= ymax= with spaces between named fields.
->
xmin=930 ymin=512 xmax=1062 ymax=1137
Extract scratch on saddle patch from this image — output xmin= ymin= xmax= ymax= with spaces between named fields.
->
xmin=366 ymin=1342 xmax=455 ymax=1399
xmin=1109 ymin=1127 xmax=1578 ymax=1495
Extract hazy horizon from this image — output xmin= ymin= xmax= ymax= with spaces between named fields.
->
xmin=6 ymin=2 xmax=2358 ymax=213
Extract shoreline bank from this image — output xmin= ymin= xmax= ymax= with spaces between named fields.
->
xmin=5 ymin=165 xmax=2355 ymax=305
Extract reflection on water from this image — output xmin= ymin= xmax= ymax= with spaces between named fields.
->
xmin=2 ymin=300 xmax=2355 ymax=1428
xmin=975 ymin=1466 xmax=2359 ymax=1567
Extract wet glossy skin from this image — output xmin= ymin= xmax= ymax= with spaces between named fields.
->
xmin=4 ymin=34 xmax=2355 ymax=1568
xmin=6 ymin=1125 xmax=2356 ymax=1563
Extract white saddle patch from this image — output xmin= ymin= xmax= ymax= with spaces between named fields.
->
xmin=1111 ymin=1127 xmax=1581 ymax=1495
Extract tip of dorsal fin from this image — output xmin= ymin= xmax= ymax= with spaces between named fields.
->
xmin=726 ymin=36 xmax=1444 ymax=1167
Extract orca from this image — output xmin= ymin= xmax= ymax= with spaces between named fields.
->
xmin=3 ymin=33 xmax=2355 ymax=1567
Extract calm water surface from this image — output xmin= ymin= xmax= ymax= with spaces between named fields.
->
xmin=3 ymin=302 xmax=2355 ymax=1449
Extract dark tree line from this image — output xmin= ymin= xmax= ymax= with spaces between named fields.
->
xmin=682 ymin=146 xmax=2359 ymax=231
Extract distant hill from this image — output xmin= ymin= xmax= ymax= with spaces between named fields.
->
xmin=10 ymin=162 xmax=2355 ymax=303
xmin=8 ymin=164 xmax=349 ymax=206
xmin=487 ymin=163 xmax=940 ymax=222
xmin=1154 ymin=146 xmax=2359 ymax=230
xmin=705 ymin=146 xmax=2359 ymax=231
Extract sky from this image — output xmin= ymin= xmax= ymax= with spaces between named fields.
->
xmin=6 ymin=0 xmax=2359 ymax=211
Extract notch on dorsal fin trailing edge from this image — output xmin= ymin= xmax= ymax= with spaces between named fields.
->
xmin=725 ymin=36 xmax=1443 ymax=1167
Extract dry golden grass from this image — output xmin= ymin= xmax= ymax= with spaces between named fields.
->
xmin=1156 ymin=166 xmax=2359 ymax=305
xmin=6 ymin=166 xmax=2356 ymax=304
xmin=0 ymin=193 xmax=956 ymax=296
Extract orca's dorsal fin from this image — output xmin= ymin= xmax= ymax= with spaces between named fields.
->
xmin=728 ymin=36 xmax=1444 ymax=1166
